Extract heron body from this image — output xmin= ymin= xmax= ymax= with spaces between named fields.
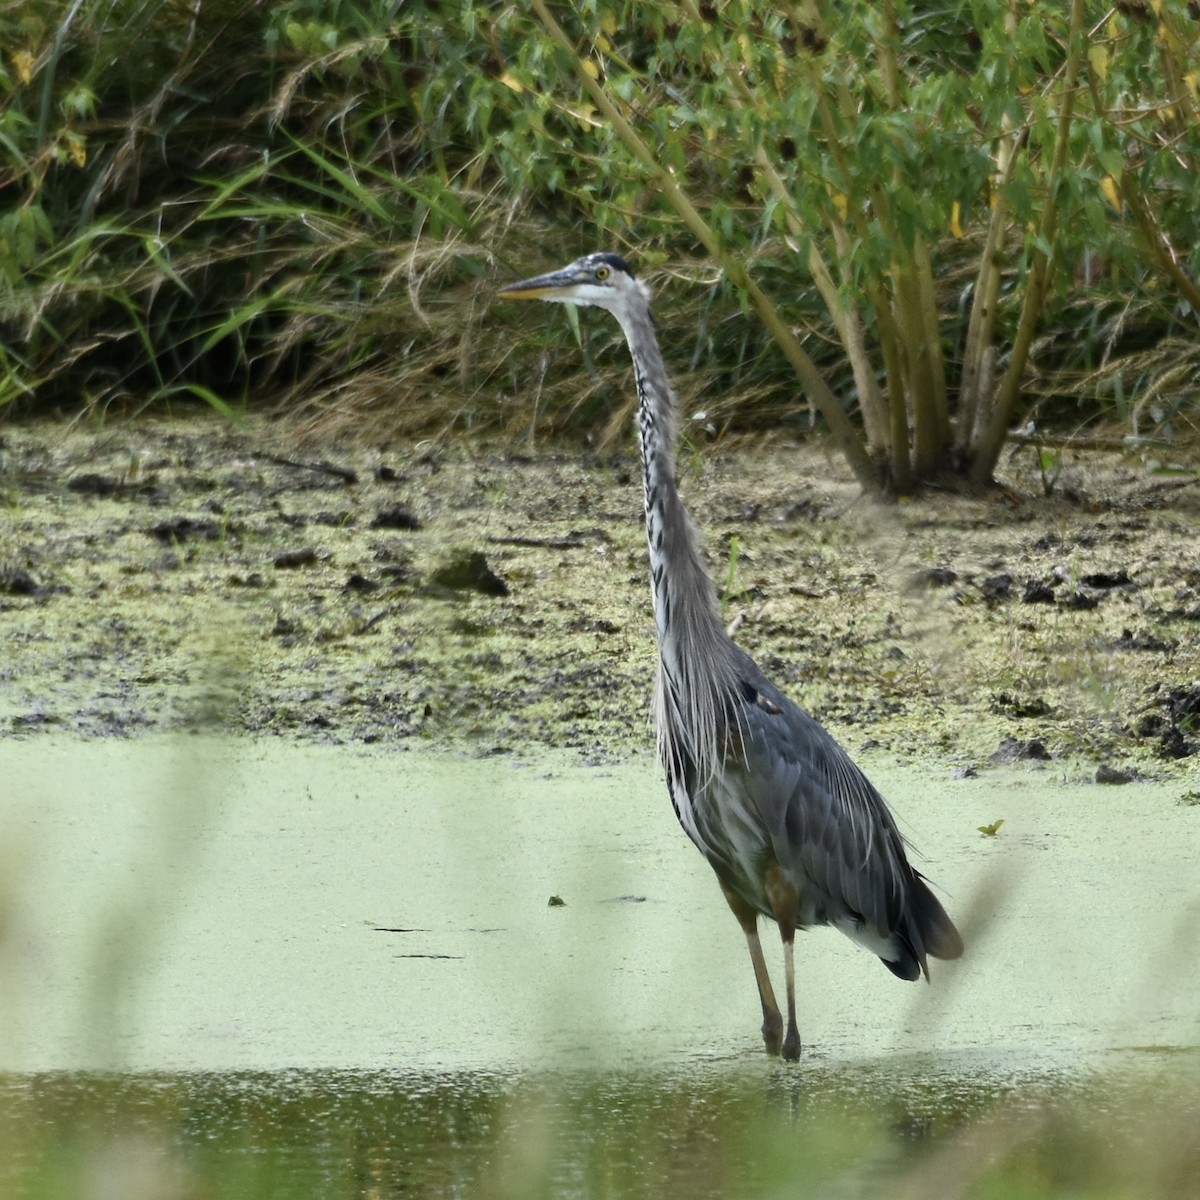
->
xmin=499 ymin=252 xmax=962 ymax=1060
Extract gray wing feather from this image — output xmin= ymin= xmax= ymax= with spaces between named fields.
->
xmin=732 ymin=668 xmax=915 ymax=939
xmin=663 ymin=647 xmax=962 ymax=974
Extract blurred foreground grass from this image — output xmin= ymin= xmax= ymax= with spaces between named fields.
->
xmin=1 ymin=1059 xmax=1199 ymax=1199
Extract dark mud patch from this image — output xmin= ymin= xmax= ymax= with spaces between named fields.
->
xmin=1 ymin=414 xmax=1198 ymax=769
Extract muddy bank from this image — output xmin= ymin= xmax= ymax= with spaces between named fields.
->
xmin=1 ymin=413 xmax=1198 ymax=774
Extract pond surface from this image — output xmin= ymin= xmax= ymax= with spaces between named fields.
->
xmin=0 ymin=737 xmax=1197 ymax=1196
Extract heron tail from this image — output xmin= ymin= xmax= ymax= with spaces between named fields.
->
xmin=880 ymin=873 xmax=964 ymax=981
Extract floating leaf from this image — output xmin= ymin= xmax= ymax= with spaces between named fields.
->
xmin=978 ymin=818 xmax=1005 ymax=837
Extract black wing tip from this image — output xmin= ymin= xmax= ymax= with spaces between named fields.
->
xmin=881 ymin=952 xmax=922 ymax=982
xmin=882 ymin=877 xmax=964 ymax=980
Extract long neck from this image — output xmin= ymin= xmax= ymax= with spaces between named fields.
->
xmin=634 ymin=368 xmax=720 ymax=657
xmin=616 ymin=303 xmax=739 ymax=776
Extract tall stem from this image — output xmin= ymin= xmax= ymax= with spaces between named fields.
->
xmin=969 ymin=0 xmax=1087 ymax=485
xmin=529 ymin=0 xmax=882 ymax=493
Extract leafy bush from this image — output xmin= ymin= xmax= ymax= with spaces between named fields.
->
xmin=1 ymin=1 xmax=1198 ymax=489
xmin=513 ymin=0 xmax=1200 ymax=487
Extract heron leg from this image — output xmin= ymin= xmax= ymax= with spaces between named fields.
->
xmin=719 ymin=881 xmax=783 ymax=1056
xmin=765 ymin=866 xmax=802 ymax=1062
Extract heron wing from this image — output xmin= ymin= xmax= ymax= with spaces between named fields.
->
xmin=727 ymin=663 xmax=921 ymax=946
xmin=660 ymin=649 xmax=962 ymax=975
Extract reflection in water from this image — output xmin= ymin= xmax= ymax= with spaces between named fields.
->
xmin=2 ymin=1055 xmax=1198 ymax=1198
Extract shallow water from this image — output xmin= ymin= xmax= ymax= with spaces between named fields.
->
xmin=0 ymin=737 xmax=1197 ymax=1194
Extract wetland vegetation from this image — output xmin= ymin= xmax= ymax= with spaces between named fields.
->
xmin=3 ymin=1 xmax=1200 ymax=1196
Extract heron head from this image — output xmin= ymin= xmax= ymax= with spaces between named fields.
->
xmin=497 ymin=252 xmax=649 ymax=317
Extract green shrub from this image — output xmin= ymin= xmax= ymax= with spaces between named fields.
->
xmin=1 ymin=1 xmax=1198 ymax=486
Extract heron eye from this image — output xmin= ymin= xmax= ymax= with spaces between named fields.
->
xmin=595 ymin=266 xmax=610 ymax=281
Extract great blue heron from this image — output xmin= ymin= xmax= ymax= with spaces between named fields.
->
xmin=498 ymin=252 xmax=963 ymax=1060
